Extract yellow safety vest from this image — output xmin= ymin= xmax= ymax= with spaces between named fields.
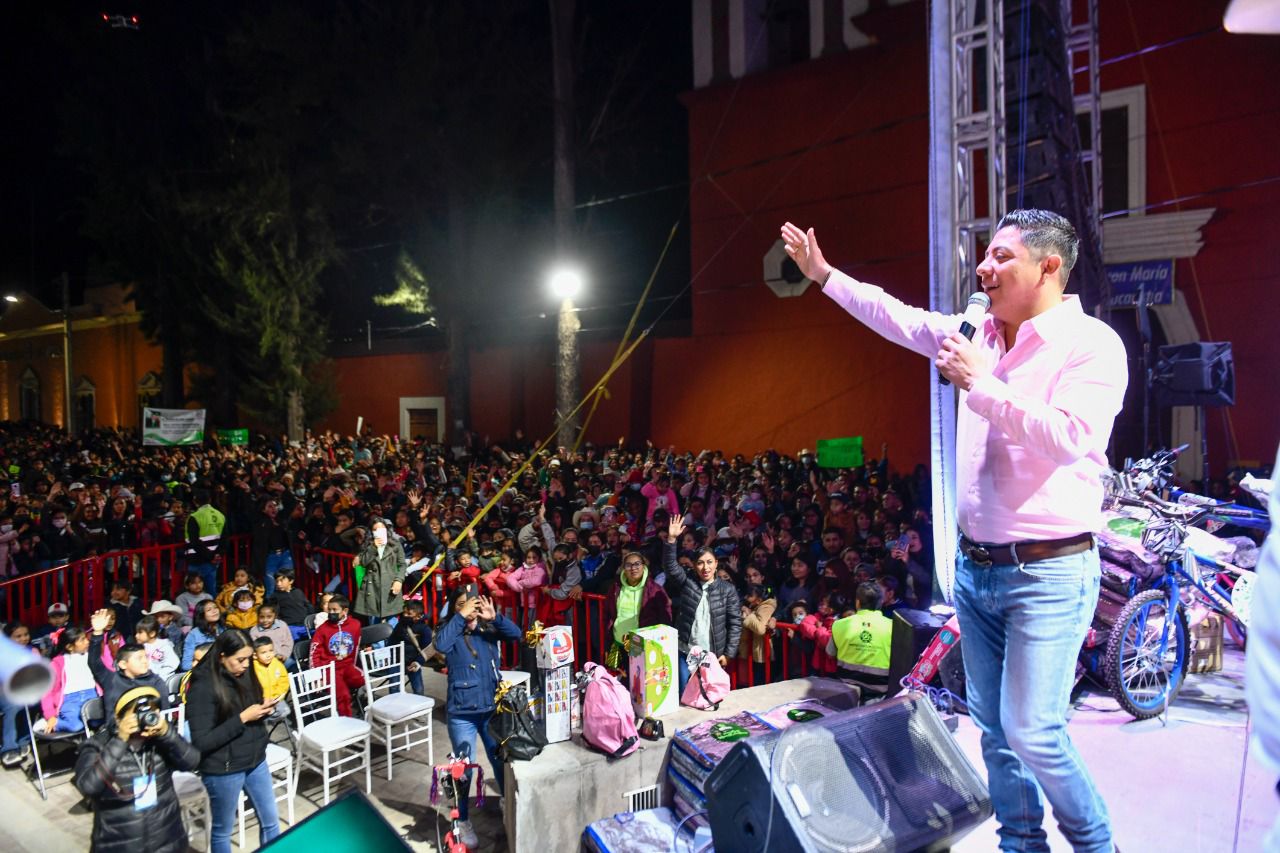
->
xmin=830 ymin=609 xmax=893 ymax=689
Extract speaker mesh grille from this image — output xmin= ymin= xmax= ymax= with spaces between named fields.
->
xmin=772 ymin=696 xmax=988 ymax=852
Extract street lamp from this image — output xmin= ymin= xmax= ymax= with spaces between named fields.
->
xmin=548 ymin=266 xmax=584 ymax=443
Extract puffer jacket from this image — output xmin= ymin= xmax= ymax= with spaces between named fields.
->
xmin=662 ymin=541 xmax=742 ymax=659
xmin=73 ymin=725 xmax=201 ymax=853
xmin=185 ymin=668 xmax=270 ymax=776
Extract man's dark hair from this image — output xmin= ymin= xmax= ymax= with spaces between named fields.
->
xmin=821 ymin=527 xmax=846 ymax=540
xmin=744 ymin=583 xmax=768 ymax=602
xmin=403 ymin=599 xmax=425 ymax=615
xmin=328 ymin=593 xmax=350 ymax=610
xmin=111 ymin=579 xmax=132 ymax=593
xmin=996 ymin=208 xmax=1079 ymax=285
xmin=252 ymin=635 xmax=274 ymax=650
xmin=854 ymin=581 xmax=884 ymax=612
xmin=258 ymin=600 xmax=277 ymax=613
xmin=275 ymin=568 xmax=296 ymax=582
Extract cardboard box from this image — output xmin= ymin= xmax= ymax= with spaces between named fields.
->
xmin=628 ymin=624 xmax=678 ymax=718
xmin=537 ymin=624 xmax=575 ymax=669
xmin=541 ymin=663 xmax=573 ymax=744
xmin=1189 ymin=612 xmax=1223 ymax=674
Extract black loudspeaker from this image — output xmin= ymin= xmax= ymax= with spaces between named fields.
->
xmin=704 ymin=694 xmax=992 ymax=852
xmin=1153 ymin=342 xmax=1235 ymax=407
xmin=938 ymin=636 xmax=967 ymax=701
xmin=886 ymin=608 xmax=947 ymax=692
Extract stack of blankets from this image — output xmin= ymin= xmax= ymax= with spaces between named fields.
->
xmin=666 ymin=698 xmax=839 ymax=833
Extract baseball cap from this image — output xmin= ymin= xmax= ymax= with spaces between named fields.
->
xmin=68 ymin=482 xmax=86 ymax=491
xmin=48 ymin=603 xmax=69 ymax=616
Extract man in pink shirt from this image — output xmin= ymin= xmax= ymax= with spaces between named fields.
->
xmin=782 ymin=210 xmax=1123 ymax=853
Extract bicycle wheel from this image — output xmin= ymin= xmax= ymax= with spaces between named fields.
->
xmin=1103 ymin=589 xmax=1189 ymax=720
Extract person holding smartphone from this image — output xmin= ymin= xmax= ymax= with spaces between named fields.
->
xmin=185 ymin=630 xmax=282 ymax=853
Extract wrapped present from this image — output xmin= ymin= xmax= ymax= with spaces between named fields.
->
xmin=749 ymin=697 xmax=840 ymax=731
xmin=628 ymin=625 xmax=678 ymax=717
xmin=583 ymin=807 xmax=694 ymax=853
xmin=671 ymin=711 xmax=776 ymax=774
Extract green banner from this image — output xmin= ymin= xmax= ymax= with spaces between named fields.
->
xmin=216 ymin=428 xmax=249 ymax=445
xmin=816 ymin=436 xmax=863 ymax=468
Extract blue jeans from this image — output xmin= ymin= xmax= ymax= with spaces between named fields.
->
xmin=189 ymin=561 xmax=218 ymax=596
xmin=446 ymin=711 xmax=501 ymax=820
xmin=263 ymin=551 xmax=293 ymax=597
xmin=56 ymin=689 xmax=97 ymax=733
xmin=203 ymin=759 xmax=281 ymax=853
xmin=953 ymin=545 xmax=1112 ymax=853
xmin=1 ymin=699 xmax=23 ymax=752
xmin=677 ymin=652 xmax=691 ymax=696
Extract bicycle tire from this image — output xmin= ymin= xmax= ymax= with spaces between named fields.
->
xmin=1103 ymin=589 xmax=1189 ymax=720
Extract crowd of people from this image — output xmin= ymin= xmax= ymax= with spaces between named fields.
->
xmin=0 ymin=418 xmax=953 ymax=849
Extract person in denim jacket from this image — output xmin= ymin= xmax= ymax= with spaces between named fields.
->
xmin=433 ymin=590 xmax=521 ymax=848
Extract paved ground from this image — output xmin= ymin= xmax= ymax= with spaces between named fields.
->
xmin=0 ymin=640 xmax=1273 ymax=852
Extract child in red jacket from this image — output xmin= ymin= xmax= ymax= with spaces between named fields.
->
xmin=797 ymin=592 xmax=847 ymax=675
xmin=309 ymin=594 xmax=364 ymax=716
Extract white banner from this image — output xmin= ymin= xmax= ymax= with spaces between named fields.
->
xmin=142 ymin=407 xmax=206 ymax=446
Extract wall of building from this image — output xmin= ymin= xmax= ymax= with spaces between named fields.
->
xmin=0 ymin=321 xmax=161 ymax=429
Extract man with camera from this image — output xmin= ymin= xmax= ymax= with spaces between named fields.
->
xmin=73 ymin=685 xmax=201 ymax=853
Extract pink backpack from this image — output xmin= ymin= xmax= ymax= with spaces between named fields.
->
xmin=681 ymin=647 xmax=730 ymax=710
xmin=580 ymin=662 xmax=639 ymax=758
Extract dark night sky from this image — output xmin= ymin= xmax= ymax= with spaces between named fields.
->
xmin=0 ymin=1 xmax=693 ymax=341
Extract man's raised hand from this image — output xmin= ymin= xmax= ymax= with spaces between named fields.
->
xmin=667 ymin=517 xmax=686 ymax=542
xmin=780 ymin=222 xmax=832 ymax=285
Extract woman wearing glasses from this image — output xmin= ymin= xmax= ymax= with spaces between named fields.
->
xmin=602 ymin=551 xmax=672 ymax=673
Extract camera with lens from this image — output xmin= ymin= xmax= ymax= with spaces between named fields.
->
xmin=135 ymin=696 xmax=161 ymax=730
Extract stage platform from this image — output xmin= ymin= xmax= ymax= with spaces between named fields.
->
xmin=504 ymin=676 xmax=862 ymax=852
xmin=0 ymin=643 xmax=1273 ymax=852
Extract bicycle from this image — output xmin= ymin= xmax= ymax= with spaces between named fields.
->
xmin=1080 ymin=448 xmax=1267 ymax=720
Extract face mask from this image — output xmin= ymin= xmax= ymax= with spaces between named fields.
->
xmin=373 ymin=529 xmax=388 ymax=545
xmin=0 ymin=524 xmax=10 ymax=533
xmin=580 ymin=520 xmax=594 ymax=530
xmin=586 ymin=544 xmax=601 ymax=556
xmin=793 ymin=612 xmax=807 ymax=624
xmin=450 ymin=487 xmax=461 ymax=496
xmin=326 ymin=612 xmax=341 ymax=624
xmin=237 ymin=600 xmax=253 ymax=611
xmin=52 ymin=518 xmax=67 ymax=529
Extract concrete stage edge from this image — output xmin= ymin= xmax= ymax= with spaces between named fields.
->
xmin=504 ymin=677 xmax=862 ymax=852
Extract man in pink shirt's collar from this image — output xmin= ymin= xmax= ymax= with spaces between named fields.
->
xmin=782 ymin=210 xmax=1120 ymax=853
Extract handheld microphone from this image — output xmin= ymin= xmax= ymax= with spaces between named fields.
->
xmin=939 ymin=291 xmax=991 ymax=386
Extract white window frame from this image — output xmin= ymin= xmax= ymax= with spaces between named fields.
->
xmin=1076 ymin=83 xmax=1147 ymax=218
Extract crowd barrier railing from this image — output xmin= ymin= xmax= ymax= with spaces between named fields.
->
xmin=0 ymin=533 xmax=255 ymax=627
xmin=3 ymin=544 xmax=822 ymax=693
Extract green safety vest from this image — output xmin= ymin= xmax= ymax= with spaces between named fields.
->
xmin=188 ymin=504 xmax=226 ymax=558
xmin=830 ymin=609 xmax=893 ymax=681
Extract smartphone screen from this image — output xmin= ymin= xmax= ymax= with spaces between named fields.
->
xmin=8 ymin=483 xmax=18 ymax=498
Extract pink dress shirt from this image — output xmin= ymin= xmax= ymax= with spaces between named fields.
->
xmin=824 ymin=270 xmax=1128 ymax=544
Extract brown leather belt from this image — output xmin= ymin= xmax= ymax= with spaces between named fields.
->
xmin=960 ymin=532 xmax=1094 ymax=567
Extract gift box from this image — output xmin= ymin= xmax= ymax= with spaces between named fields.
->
xmin=541 ymin=663 xmax=573 ymax=744
xmin=583 ymin=807 xmax=696 ymax=853
xmin=537 ymin=624 xmax=575 ymax=669
xmin=627 ymin=624 xmax=678 ymax=718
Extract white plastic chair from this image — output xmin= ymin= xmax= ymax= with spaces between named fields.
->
xmin=163 ymin=705 xmax=211 ymax=853
xmin=237 ymin=741 xmax=295 ymax=848
xmin=288 ymin=662 xmax=371 ymax=805
xmin=359 ymin=644 xmax=435 ymax=780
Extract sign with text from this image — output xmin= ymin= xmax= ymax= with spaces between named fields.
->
xmin=816 ymin=436 xmax=864 ymax=469
xmin=1106 ymin=259 xmax=1174 ymax=307
xmin=216 ymin=428 xmax=249 ymax=445
xmin=142 ymin=407 xmax=206 ymax=446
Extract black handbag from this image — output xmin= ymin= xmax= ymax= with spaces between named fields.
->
xmin=488 ymin=680 xmax=547 ymax=762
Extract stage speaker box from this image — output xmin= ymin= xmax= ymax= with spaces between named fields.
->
xmin=937 ymin=636 xmax=967 ymax=701
xmin=886 ymin=608 xmax=947 ymax=692
xmin=1153 ymin=342 xmax=1235 ymax=407
xmin=704 ymin=694 xmax=992 ymax=852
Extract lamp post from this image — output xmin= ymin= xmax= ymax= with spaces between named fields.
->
xmin=549 ymin=268 xmax=583 ymax=444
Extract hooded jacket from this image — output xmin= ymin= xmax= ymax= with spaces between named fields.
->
xmin=88 ymin=633 xmax=171 ymax=718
